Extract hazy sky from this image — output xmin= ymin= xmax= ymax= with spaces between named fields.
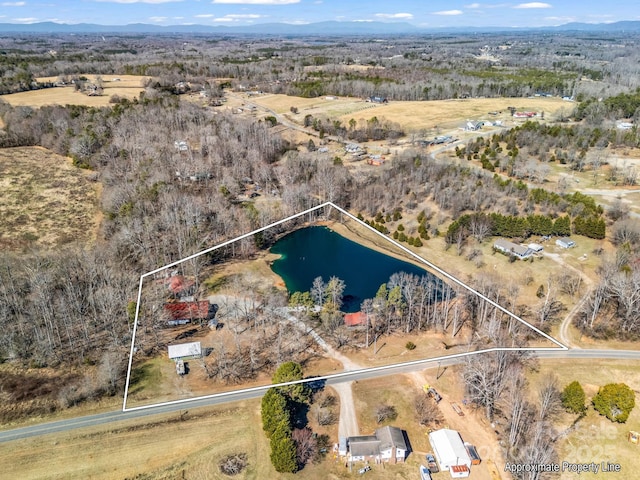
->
xmin=1 ymin=0 xmax=638 ymax=27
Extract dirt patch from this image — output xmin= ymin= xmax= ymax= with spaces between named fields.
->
xmin=0 ymin=146 xmax=100 ymax=250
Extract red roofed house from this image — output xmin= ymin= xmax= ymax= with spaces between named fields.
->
xmin=344 ymin=311 xmax=367 ymax=327
xmin=164 ymin=301 xmax=216 ymax=326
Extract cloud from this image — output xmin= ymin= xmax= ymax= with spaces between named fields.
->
xmin=465 ymin=2 xmax=481 ymax=7
xmin=224 ymin=14 xmax=264 ymax=18
xmin=196 ymin=13 xmax=265 ymax=21
xmin=13 ymin=17 xmax=38 ymax=22
xmin=212 ymin=0 xmax=299 ymax=4
xmin=375 ymin=13 xmax=414 ymax=20
xmin=149 ymin=16 xmax=168 ymax=22
xmin=2 ymin=1 xmax=25 ymax=5
xmin=513 ymin=2 xmax=551 ymax=8
xmin=544 ymin=16 xmax=575 ymax=23
xmin=433 ymin=9 xmax=464 ymax=15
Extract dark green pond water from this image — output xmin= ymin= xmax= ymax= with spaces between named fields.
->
xmin=270 ymin=226 xmax=442 ymax=312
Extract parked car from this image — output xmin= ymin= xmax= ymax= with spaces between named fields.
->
xmin=425 ymin=453 xmax=439 ymax=473
xmin=358 ymin=465 xmax=371 ymax=474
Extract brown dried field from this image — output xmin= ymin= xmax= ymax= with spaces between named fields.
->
xmin=1 ymin=75 xmax=148 ymax=108
xmin=0 ymin=146 xmax=100 ymax=250
xmin=246 ymin=93 xmax=570 ymax=132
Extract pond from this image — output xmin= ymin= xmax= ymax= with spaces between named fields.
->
xmin=270 ymin=226 xmax=444 ymax=312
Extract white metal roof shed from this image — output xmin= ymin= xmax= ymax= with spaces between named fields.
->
xmin=428 ymin=429 xmax=471 ymax=473
xmin=168 ymin=341 xmax=202 ymax=360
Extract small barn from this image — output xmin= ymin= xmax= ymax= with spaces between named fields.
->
xmin=429 ymin=429 xmax=471 ymax=478
xmin=556 ymin=237 xmax=576 ymax=249
xmin=168 ymin=341 xmax=202 ymax=361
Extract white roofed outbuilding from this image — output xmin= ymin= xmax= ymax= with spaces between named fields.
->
xmin=428 ymin=429 xmax=471 ymax=477
xmin=168 ymin=341 xmax=202 ymax=361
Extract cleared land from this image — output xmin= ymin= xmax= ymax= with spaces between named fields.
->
xmin=247 ymin=93 xmax=569 ymax=132
xmin=1 ymin=75 xmax=148 ymax=108
xmin=0 ymin=146 xmax=100 ymax=249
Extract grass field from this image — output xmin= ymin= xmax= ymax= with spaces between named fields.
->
xmin=0 ymin=401 xmax=271 ymax=480
xmin=0 ymin=146 xmax=100 ymax=250
xmin=248 ymin=93 xmax=569 ymax=133
xmin=529 ymin=360 xmax=640 ymax=479
xmin=0 ymin=392 xmax=435 ymax=480
xmin=1 ymin=75 xmax=148 ymax=108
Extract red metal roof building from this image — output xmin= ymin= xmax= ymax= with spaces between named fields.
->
xmin=164 ymin=301 xmax=211 ymax=321
xmin=344 ymin=311 xmax=367 ymax=327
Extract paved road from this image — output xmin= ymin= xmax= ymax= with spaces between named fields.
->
xmin=2 ymin=348 xmax=639 ymax=444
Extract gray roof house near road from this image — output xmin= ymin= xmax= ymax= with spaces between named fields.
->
xmin=348 ymin=426 xmax=408 ymax=464
xmin=493 ymin=239 xmax=533 ymax=260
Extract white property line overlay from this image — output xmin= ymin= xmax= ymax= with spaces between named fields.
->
xmin=123 ymin=201 xmax=567 ymax=412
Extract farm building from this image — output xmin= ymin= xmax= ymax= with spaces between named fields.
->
xmin=347 ymin=426 xmax=408 ymax=464
xmin=164 ymin=301 xmax=217 ymax=326
xmin=168 ymin=341 xmax=202 ymax=361
xmin=344 ymin=311 xmax=367 ymax=327
xmin=556 ymin=237 xmax=576 ymax=249
xmin=494 ymin=239 xmax=533 ymax=260
xmin=428 ymin=429 xmax=471 ymax=478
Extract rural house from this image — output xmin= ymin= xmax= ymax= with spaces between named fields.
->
xmin=493 ymin=239 xmax=533 ymax=260
xmin=164 ymin=300 xmax=217 ymax=326
xmin=367 ymin=95 xmax=388 ymax=104
xmin=347 ymin=426 xmax=408 ymax=464
xmin=556 ymin=237 xmax=576 ymax=249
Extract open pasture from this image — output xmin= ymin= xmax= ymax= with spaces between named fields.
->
xmin=0 ymin=75 xmax=148 ymax=108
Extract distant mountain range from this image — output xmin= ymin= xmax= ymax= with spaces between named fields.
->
xmin=0 ymin=20 xmax=639 ymax=35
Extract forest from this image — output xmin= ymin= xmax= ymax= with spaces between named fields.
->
xmin=0 ymin=32 xmax=638 ymax=456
